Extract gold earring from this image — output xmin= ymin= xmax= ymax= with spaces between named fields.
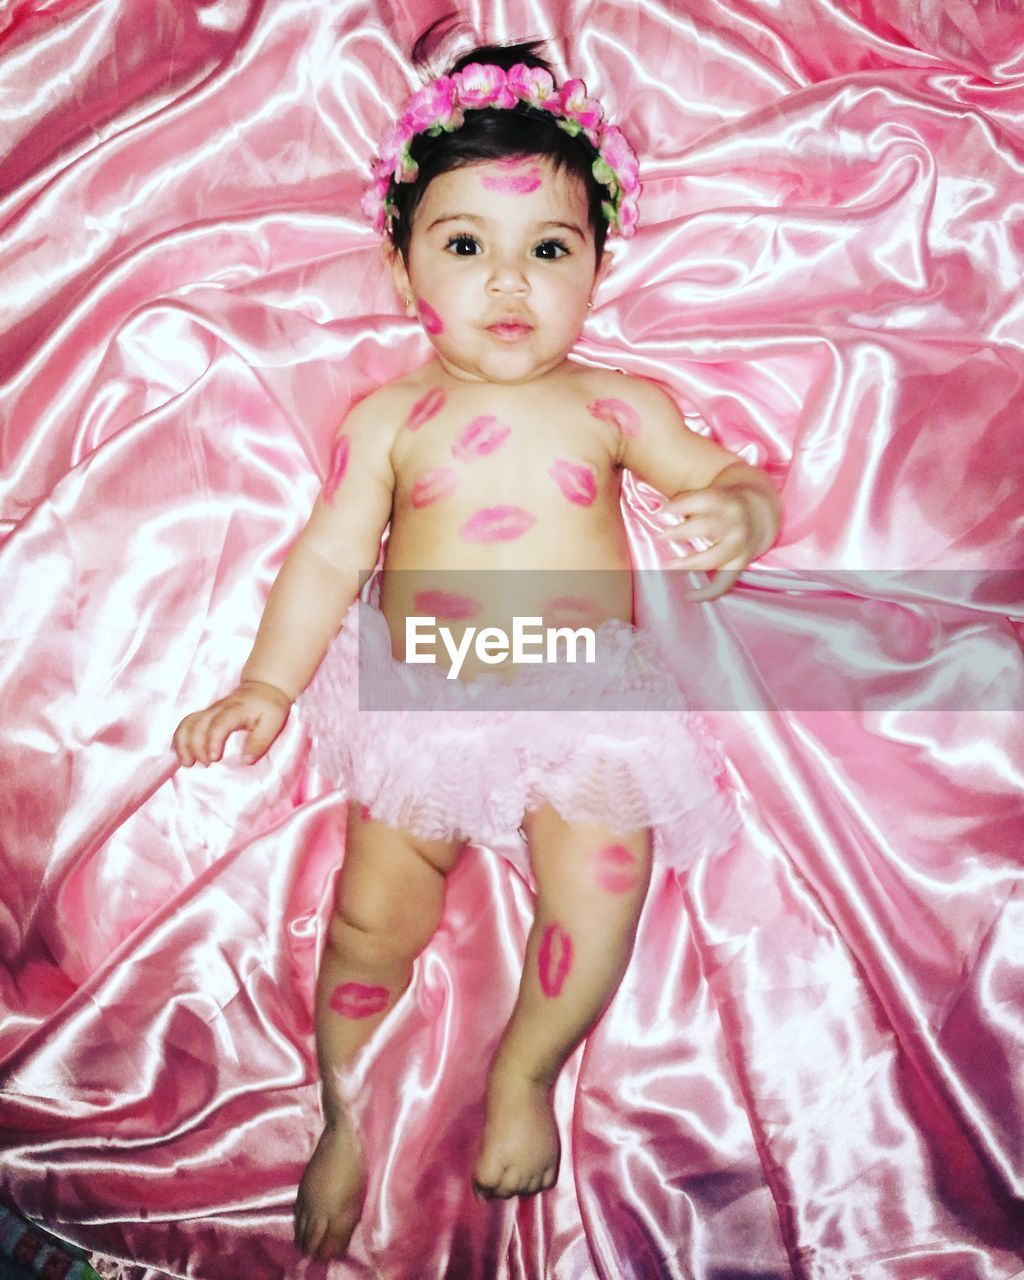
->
xmin=586 ymin=301 xmax=594 ymax=310
xmin=405 ymin=295 xmax=413 ymax=307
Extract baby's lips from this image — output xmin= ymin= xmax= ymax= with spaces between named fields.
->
xmin=548 ymin=458 xmax=597 ymax=506
xmin=452 ymin=415 xmax=511 ymax=461
xmin=459 ymin=505 xmax=536 ymax=543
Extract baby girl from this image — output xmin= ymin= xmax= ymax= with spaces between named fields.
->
xmin=173 ymin=38 xmax=779 ymax=1262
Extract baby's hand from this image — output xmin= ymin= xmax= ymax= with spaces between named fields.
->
xmin=658 ymin=476 xmax=778 ymax=602
xmin=172 ymin=680 xmax=292 ymax=767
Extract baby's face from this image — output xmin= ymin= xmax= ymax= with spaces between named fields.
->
xmin=391 ymin=157 xmax=609 ymax=385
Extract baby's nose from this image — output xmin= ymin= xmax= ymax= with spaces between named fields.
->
xmin=486 ymin=258 xmax=529 ymax=295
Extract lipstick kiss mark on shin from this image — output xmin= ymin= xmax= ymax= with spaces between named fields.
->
xmin=538 ymin=924 xmax=573 ymax=998
xmin=329 ymin=982 xmax=389 ymax=1019
xmin=459 ymin=505 xmax=536 ymax=543
xmin=549 ymin=458 xmax=598 ymax=506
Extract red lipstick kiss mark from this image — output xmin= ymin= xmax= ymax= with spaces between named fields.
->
xmin=479 ymin=163 xmax=543 ymax=194
xmin=325 ymin=435 xmax=350 ymax=499
xmin=452 ymin=415 xmax=511 ymax=461
xmin=588 ymin=398 xmax=642 ymax=438
xmin=548 ymin=458 xmax=597 ymax=506
xmin=416 ymin=298 xmax=444 ymax=335
xmin=538 ymin=924 xmax=573 ymax=998
xmin=329 ymin=982 xmax=389 ymax=1019
xmin=592 ymin=843 xmax=640 ymax=894
xmin=459 ymin=505 xmax=536 ymax=544
xmin=406 ymin=387 xmax=446 ymax=432
xmin=412 ymin=590 xmax=481 ymax=620
xmin=410 ymin=466 xmax=460 ymax=509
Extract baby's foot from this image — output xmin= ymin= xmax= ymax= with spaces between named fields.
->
xmin=294 ymin=1115 xmax=366 ymax=1260
xmin=472 ymin=1062 xmax=560 ymax=1199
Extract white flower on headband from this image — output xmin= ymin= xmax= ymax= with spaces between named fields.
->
xmin=362 ymin=62 xmax=642 ymax=239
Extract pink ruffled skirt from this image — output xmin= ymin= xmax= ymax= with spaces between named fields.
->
xmin=301 ymin=603 xmax=736 ymax=866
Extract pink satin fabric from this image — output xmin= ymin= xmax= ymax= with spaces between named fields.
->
xmin=1 ymin=3 xmax=1022 ymax=1278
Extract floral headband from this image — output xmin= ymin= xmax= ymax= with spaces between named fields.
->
xmin=362 ymin=62 xmax=641 ymax=239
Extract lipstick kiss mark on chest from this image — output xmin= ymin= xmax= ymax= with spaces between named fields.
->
xmin=410 ymin=466 xmax=460 ymax=509
xmin=588 ymin=397 xmax=642 ymax=438
xmin=459 ymin=505 xmax=536 ymax=543
xmin=452 ymin=415 xmax=511 ymax=461
xmin=549 ymin=458 xmax=598 ymax=506
xmin=406 ymin=387 xmax=447 ymax=432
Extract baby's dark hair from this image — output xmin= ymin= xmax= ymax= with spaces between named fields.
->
xmin=387 ymin=37 xmax=609 ymax=263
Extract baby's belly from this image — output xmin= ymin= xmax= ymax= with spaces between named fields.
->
xmin=378 ymin=511 xmax=634 ymax=678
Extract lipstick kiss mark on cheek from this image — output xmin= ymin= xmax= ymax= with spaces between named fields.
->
xmin=412 ymin=590 xmax=480 ymax=621
xmin=538 ymin=924 xmax=573 ymax=998
xmin=591 ymin=843 xmax=641 ymax=894
xmin=549 ymin=458 xmax=598 ymax=506
xmin=325 ymin=435 xmax=350 ymax=500
xmin=329 ymin=982 xmax=390 ymax=1019
xmin=416 ymin=298 xmax=444 ymax=335
xmin=406 ymin=387 xmax=447 ymax=431
xmin=459 ymin=505 xmax=536 ymax=544
xmin=588 ymin=398 xmax=642 ymax=438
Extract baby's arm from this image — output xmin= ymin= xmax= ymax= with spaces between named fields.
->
xmin=613 ymin=378 xmax=779 ymax=601
xmin=173 ymin=393 xmax=396 ymax=766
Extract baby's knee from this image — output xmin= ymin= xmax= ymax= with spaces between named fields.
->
xmin=327 ymin=889 xmax=438 ymax=967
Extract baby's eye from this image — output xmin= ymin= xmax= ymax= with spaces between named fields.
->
xmin=446 ymin=234 xmax=480 ymax=256
xmin=533 ymin=240 xmax=569 ymax=260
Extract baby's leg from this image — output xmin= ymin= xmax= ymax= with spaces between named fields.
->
xmin=296 ymin=804 xmax=465 ymax=1260
xmin=473 ymin=806 xmax=652 ymax=1199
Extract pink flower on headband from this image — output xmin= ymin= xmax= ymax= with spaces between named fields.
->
xmin=405 ymin=77 xmax=462 ymax=132
xmin=506 ymin=63 xmax=557 ymax=108
xmin=558 ymin=79 xmax=604 ymax=138
xmin=452 ymin=63 xmax=516 ymax=109
xmin=599 ymin=124 xmax=641 ymax=193
xmin=364 ymin=62 xmax=642 ymax=239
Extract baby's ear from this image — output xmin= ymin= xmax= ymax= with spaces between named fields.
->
xmin=382 ymin=242 xmax=411 ymax=301
xmin=592 ymin=247 xmax=613 ymax=297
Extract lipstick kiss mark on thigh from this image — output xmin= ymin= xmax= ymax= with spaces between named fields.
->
xmin=591 ymin=843 xmax=640 ymax=894
xmin=538 ymin=924 xmax=573 ymax=998
xmin=548 ymin=458 xmax=597 ymax=506
xmin=459 ymin=505 xmax=536 ymax=543
xmin=329 ymin=982 xmax=389 ymax=1019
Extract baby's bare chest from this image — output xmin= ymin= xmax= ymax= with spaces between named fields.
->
xmin=391 ymin=393 xmax=618 ymax=515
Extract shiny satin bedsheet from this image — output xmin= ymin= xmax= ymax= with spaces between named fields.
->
xmin=1 ymin=2 xmax=1023 ymax=1278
